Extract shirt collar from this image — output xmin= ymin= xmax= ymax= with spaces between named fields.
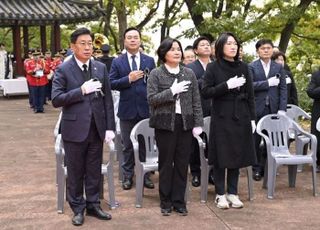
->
xmin=74 ymin=55 xmax=90 ymax=71
xmin=164 ymin=63 xmax=180 ymax=74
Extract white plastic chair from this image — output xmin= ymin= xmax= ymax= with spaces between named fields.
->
xmin=286 ymin=104 xmax=311 ymax=172
xmin=194 ymin=117 xmax=254 ymax=203
xmin=256 ymin=114 xmax=317 ymax=199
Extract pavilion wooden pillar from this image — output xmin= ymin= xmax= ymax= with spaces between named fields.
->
xmin=51 ymin=22 xmax=61 ymax=54
xmin=40 ymin=25 xmax=47 ymax=54
xmin=12 ymin=25 xmax=23 ymax=77
xmin=23 ymin=26 xmax=29 ymax=59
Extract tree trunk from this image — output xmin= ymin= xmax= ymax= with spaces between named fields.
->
xmin=278 ymin=0 xmax=313 ymax=53
xmin=184 ymin=0 xmax=204 ymax=31
xmin=116 ymin=1 xmax=127 ymax=51
xmin=103 ymin=0 xmax=114 ymax=38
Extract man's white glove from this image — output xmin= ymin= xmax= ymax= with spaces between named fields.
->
xmin=192 ymin=126 xmax=203 ymax=137
xmin=251 ymin=120 xmax=256 ymax=134
xmin=104 ymin=130 xmax=115 ymax=143
xmin=226 ymin=75 xmax=246 ymax=89
xmin=81 ymin=79 xmax=102 ymax=95
xmin=286 ymin=76 xmax=292 ymax=84
xmin=277 ymin=110 xmax=286 ymax=116
xmin=268 ymin=76 xmax=280 ymax=87
xmin=170 ymin=79 xmax=191 ymax=96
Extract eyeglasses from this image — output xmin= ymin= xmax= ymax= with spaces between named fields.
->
xmin=76 ymin=42 xmax=93 ymax=47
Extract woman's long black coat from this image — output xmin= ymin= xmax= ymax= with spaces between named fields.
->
xmin=201 ymin=59 xmax=256 ymax=168
xmin=306 ymin=70 xmax=320 ymax=165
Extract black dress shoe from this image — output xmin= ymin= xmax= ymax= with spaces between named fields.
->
xmin=72 ymin=213 xmax=84 ymax=226
xmin=161 ymin=208 xmax=172 ymax=216
xmin=144 ymin=176 xmax=155 ymax=189
xmin=316 ymin=165 xmax=320 ymax=173
xmin=86 ymin=206 xmax=112 ymax=220
xmin=253 ymin=171 xmax=262 ymax=181
xmin=192 ymin=175 xmax=200 ymax=187
xmin=208 ymin=173 xmax=215 ymax=185
xmin=122 ymin=178 xmax=133 ymax=190
xmin=173 ymin=207 xmax=188 ymax=216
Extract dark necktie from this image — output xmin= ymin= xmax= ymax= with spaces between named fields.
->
xmin=83 ymin=64 xmax=90 ymax=81
xmin=131 ymin=55 xmax=137 ymax=71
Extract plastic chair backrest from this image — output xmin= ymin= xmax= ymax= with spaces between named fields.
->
xmin=203 ymin=116 xmax=211 ymax=137
xmin=286 ymin=104 xmax=311 ymax=122
xmin=131 ymin=119 xmax=158 ymax=164
xmin=257 ymin=115 xmax=292 ymax=154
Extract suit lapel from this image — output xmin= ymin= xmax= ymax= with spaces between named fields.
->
xmin=69 ymin=56 xmax=85 ymax=85
xmin=256 ymin=60 xmax=267 ymax=79
xmin=140 ymin=52 xmax=146 ymax=70
xmin=268 ymin=61 xmax=277 ymax=78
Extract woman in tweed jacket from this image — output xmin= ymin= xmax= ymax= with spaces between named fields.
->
xmin=147 ymin=38 xmax=203 ymax=216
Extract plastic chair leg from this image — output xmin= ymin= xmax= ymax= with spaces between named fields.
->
xmin=288 ymin=165 xmax=297 ymax=187
xmin=200 ymin=165 xmax=209 ymax=203
xmin=135 ymin=170 xmax=144 ymax=208
xmin=267 ymin=164 xmax=277 ymax=199
xmin=246 ymin=166 xmax=254 ymax=201
xmin=312 ymin=163 xmax=317 ymax=196
xmin=57 ymin=169 xmax=65 ymax=213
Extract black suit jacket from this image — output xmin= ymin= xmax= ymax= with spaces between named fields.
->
xmin=51 ymin=56 xmax=115 ymax=142
xmin=186 ymin=60 xmax=211 ymax=117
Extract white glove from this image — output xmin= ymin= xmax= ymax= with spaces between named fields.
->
xmin=277 ymin=110 xmax=286 ymax=116
xmin=192 ymin=126 xmax=203 ymax=137
xmin=81 ymin=79 xmax=102 ymax=95
xmin=170 ymin=79 xmax=191 ymax=96
xmin=251 ymin=120 xmax=256 ymax=134
xmin=286 ymin=77 xmax=292 ymax=84
xmin=268 ymin=76 xmax=280 ymax=87
xmin=226 ymin=75 xmax=246 ymax=89
xmin=104 ymin=130 xmax=115 ymax=143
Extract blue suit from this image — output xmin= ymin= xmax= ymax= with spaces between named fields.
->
xmin=249 ymin=59 xmax=287 ymax=174
xmin=52 ymin=56 xmax=115 ymax=214
xmin=109 ymin=52 xmax=156 ymax=179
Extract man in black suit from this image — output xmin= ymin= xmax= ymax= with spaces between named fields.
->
xmin=186 ymin=36 xmax=213 ymax=187
xmin=249 ymin=39 xmax=287 ymax=181
xmin=96 ymin=44 xmax=114 ymax=73
xmin=52 ymin=28 xmax=115 ymax=226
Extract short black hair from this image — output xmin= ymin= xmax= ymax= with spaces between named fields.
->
xmin=123 ymin=27 xmax=141 ymax=39
xmin=0 ymin=43 xmax=5 ymax=47
xmin=157 ymin=38 xmax=183 ymax=63
xmin=272 ymin=51 xmax=286 ymax=62
xmin=184 ymin=45 xmax=193 ymax=51
xmin=70 ymin=27 xmax=93 ymax=44
xmin=215 ymin=32 xmax=241 ymax=62
xmin=192 ymin=36 xmax=211 ymax=50
xmin=255 ymin=39 xmax=273 ymax=50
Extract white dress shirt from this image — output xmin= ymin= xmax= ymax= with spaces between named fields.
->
xmin=165 ymin=63 xmax=181 ymax=114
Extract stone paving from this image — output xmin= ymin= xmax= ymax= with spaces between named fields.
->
xmin=0 ymin=96 xmax=319 ymax=230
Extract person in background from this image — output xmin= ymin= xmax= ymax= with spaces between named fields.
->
xmin=210 ymin=41 xmax=216 ymax=61
xmin=109 ymin=27 xmax=156 ymax=190
xmin=25 ymin=51 xmax=49 ymax=113
xmin=182 ymin=45 xmax=196 ymax=65
xmin=202 ymin=32 xmax=256 ymax=209
xmin=44 ymin=50 xmax=53 ymax=102
xmin=272 ymin=51 xmax=298 ymax=105
xmin=96 ymin=44 xmax=114 ymax=73
xmin=0 ymin=43 xmax=12 ymax=80
xmin=249 ymin=39 xmax=287 ymax=181
xmin=306 ymin=69 xmax=320 ymax=173
xmin=186 ymin=35 xmax=213 ymax=187
xmin=24 ymin=49 xmax=35 ymax=108
xmin=52 ymin=27 xmax=115 ymax=226
xmin=147 ymin=37 xmax=203 ymax=216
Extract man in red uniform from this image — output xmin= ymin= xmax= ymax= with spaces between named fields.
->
xmin=25 ymin=51 xmax=49 ymax=113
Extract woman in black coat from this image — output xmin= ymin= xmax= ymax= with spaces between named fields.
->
xmin=306 ymin=69 xmax=320 ymax=172
xmin=201 ymin=32 xmax=256 ymax=209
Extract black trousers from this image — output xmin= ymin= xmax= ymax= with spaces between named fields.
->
xmin=120 ymin=118 xmax=146 ymax=179
xmin=155 ymin=114 xmax=192 ymax=209
xmin=63 ymin=119 xmax=103 ymax=214
xmin=214 ymin=167 xmax=239 ymax=195
xmin=253 ymin=105 xmax=271 ymax=174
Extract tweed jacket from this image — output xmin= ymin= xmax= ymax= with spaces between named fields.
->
xmin=147 ymin=64 xmax=203 ymax=131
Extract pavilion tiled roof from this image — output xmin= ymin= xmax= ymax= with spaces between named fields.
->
xmin=0 ymin=0 xmax=104 ymax=26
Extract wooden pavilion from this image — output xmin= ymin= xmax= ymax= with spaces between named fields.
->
xmin=0 ymin=0 xmax=104 ymax=76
